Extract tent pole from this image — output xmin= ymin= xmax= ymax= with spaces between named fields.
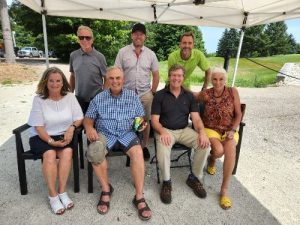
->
xmin=231 ymin=29 xmax=244 ymax=87
xmin=42 ymin=12 xmax=49 ymax=68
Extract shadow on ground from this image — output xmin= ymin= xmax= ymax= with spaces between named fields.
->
xmin=0 ymin=132 xmax=280 ymax=225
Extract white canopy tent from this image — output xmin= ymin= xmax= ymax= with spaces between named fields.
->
xmin=18 ymin=0 xmax=300 ymax=85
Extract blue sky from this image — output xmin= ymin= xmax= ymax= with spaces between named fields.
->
xmin=7 ymin=0 xmax=299 ymax=53
xmin=201 ymin=18 xmax=300 ymax=53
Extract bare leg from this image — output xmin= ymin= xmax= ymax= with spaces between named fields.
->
xmin=209 ymin=138 xmax=224 ymax=166
xmin=93 ymin=159 xmax=110 ymax=213
xmin=220 ymin=140 xmax=236 ymax=196
xmin=57 ymin=148 xmax=73 ymax=194
xmin=42 ymin=150 xmax=58 ymax=197
xmin=127 ymin=145 xmax=151 ymax=218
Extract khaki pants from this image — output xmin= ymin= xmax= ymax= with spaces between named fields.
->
xmin=140 ymin=91 xmax=153 ymax=122
xmin=155 ymin=127 xmax=209 ymax=181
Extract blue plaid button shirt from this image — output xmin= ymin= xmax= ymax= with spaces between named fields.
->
xmin=85 ymin=88 xmax=145 ymax=149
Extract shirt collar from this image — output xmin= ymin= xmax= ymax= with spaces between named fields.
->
xmin=80 ymin=47 xmax=94 ymax=56
xmin=179 ymin=49 xmax=194 ymax=61
xmin=130 ymin=43 xmax=145 ymax=52
xmin=165 ymin=85 xmax=186 ymax=95
xmin=108 ymin=88 xmax=124 ymax=98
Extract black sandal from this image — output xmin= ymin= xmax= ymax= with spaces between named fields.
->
xmin=97 ymin=184 xmax=114 ymax=215
xmin=132 ymin=196 xmax=152 ymax=221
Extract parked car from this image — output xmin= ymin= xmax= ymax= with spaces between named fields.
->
xmin=18 ymin=47 xmax=40 ymax=58
xmin=48 ymin=50 xmax=56 ymax=58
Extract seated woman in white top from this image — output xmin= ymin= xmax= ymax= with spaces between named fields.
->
xmin=28 ymin=67 xmax=83 ymax=215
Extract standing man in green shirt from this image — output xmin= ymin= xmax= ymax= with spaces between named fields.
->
xmin=168 ymin=31 xmax=211 ymax=92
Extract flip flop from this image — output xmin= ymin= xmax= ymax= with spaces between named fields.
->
xmin=220 ymin=196 xmax=232 ymax=210
xmin=207 ymin=156 xmax=216 ymax=175
xmin=59 ymin=192 xmax=74 ymax=210
xmin=49 ymin=195 xmax=65 ymax=215
xmin=207 ymin=165 xmax=216 ymax=175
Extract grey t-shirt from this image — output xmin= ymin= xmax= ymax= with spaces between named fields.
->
xmin=70 ymin=48 xmax=107 ymax=102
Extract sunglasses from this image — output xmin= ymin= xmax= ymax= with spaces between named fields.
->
xmin=78 ymin=36 xmax=92 ymax=41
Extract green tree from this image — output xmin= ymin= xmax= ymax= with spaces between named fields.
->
xmin=241 ymin=25 xmax=267 ymax=57
xmin=264 ymin=22 xmax=291 ymax=56
xmin=296 ymin=43 xmax=300 ymax=54
xmin=9 ymin=1 xmax=132 ymax=64
xmin=287 ymin=34 xmax=297 ymax=54
xmin=216 ymin=28 xmax=239 ymax=57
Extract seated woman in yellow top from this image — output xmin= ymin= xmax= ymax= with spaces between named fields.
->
xmin=198 ymin=67 xmax=242 ymax=210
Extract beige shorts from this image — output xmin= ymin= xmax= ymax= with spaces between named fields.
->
xmin=140 ymin=91 xmax=153 ymax=122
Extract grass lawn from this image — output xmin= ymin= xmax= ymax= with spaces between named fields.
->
xmin=159 ymin=54 xmax=300 ymax=87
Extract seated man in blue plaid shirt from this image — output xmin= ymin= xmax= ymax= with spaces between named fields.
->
xmin=83 ymin=66 xmax=152 ymax=221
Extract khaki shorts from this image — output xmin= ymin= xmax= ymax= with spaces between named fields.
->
xmin=140 ymin=91 xmax=153 ymax=122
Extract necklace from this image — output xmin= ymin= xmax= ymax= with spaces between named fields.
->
xmin=213 ymin=86 xmax=225 ymax=98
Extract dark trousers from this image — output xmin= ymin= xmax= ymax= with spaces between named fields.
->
xmin=76 ymin=96 xmax=90 ymax=114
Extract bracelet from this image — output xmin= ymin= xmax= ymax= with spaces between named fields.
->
xmin=71 ymin=124 xmax=77 ymax=129
xmin=47 ymin=138 xmax=54 ymax=144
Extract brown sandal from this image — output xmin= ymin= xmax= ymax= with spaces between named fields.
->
xmin=132 ymin=196 xmax=152 ymax=221
xmin=97 ymin=184 xmax=114 ymax=215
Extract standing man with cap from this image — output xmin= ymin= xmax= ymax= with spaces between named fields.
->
xmin=69 ymin=25 xmax=107 ymax=113
xmin=115 ymin=23 xmax=160 ymax=161
xmin=168 ymin=31 xmax=211 ymax=93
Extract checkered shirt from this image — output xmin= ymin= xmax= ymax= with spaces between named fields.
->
xmin=85 ymin=88 xmax=145 ymax=149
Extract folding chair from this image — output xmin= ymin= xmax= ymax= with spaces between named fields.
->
xmin=12 ymin=124 xmax=82 ymax=195
xmin=150 ymin=138 xmax=193 ymax=184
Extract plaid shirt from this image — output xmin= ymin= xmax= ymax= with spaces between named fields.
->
xmin=85 ymin=88 xmax=145 ymax=149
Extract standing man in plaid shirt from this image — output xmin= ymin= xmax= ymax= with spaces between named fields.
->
xmin=83 ymin=67 xmax=152 ymax=221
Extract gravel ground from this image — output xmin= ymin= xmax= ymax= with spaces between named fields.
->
xmin=0 ymin=63 xmax=299 ymax=225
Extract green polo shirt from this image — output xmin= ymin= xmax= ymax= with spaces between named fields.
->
xmin=168 ymin=49 xmax=209 ymax=88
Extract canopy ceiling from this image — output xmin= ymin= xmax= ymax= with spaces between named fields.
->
xmin=19 ymin=0 xmax=300 ymax=28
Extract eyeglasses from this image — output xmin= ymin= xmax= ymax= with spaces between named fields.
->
xmin=78 ymin=36 xmax=92 ymax=41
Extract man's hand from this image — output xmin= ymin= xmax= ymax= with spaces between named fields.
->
xmin=198 ymin=130 xmax=210 ymax=149
xmin=86 ymin=127 xmax=99 ymax=142
xmin=159 ymin=131 xmax=172 ymax=146
xmin=137 ymin=122 xmax=147 ymax=132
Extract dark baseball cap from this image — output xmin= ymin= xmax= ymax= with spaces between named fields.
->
xmin=132 ymin=23 xmax=146 ymax=35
